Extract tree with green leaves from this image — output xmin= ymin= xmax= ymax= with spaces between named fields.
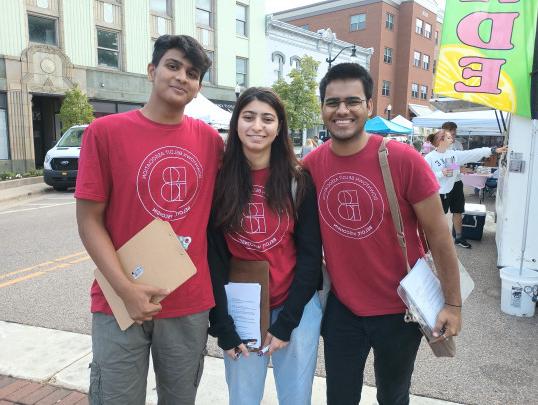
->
xmin=59 ymin=84 xmax=94 ymax=133
xmin=272 ymin=55 xmax=320 ymax=134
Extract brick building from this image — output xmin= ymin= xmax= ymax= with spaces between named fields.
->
xmin=273 ymin=0 xmax=442 ymax=120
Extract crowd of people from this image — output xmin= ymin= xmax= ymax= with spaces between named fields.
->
xmin=76 ymin=34 xmax=470 ymax=405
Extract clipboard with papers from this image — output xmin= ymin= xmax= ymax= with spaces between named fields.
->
xmin=397 ymin=256 xmax=474 ymax=357
xmin=94 ymin=219 xmax=197 ymax=331
xmin=225 ymin=258 xmax=270 ymax=351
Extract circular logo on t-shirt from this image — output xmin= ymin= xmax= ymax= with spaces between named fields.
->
xmin=137 ymin=146 xmax=203 ymax=221
xmin=319 ymin=172 xmax=384 ymax=240
xmin=228 ymin=185 xmax=290 ymax=252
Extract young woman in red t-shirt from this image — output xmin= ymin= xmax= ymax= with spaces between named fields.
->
xmin=208 ymin=87 xmax=322 ymax=405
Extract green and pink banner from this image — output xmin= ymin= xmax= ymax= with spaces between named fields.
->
xmin=434 ymin=0 xmax=538 ymax=119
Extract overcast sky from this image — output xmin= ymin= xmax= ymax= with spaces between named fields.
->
xmin=266 ymin=0 xmax=446 ymax=14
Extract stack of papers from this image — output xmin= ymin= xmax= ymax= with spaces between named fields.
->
xmin=399 ymin=258 xmax=444 ymax=330
xmin=225 ymin=282 xmax=262 ymax=348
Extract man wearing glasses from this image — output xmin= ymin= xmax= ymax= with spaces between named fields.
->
xmin=303 ymin=63 xmax=462 ymax=405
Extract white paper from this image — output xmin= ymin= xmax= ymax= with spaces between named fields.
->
xmin=225 ymin=282 xmax=262 ymax=348
xmin=399 ymin=258 xmax=444 ymax=330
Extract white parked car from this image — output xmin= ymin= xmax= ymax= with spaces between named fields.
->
xmin=43 ymin=124 xmax=88 ymax=191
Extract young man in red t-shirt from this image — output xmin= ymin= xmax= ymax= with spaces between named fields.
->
xmin=303 ymin=63 xmax=462 ymax=405
xmin=75 ymin=35 xmax=223 ymax=404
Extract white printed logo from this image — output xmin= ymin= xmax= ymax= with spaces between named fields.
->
xmin=337 ymin=189 xmax=361 ymax=221
xmin=229 ymin=185 xmax=290 ymax=252
xmin=161 ymin=167 xmax=187 ymax=202
xmin=137 ymin=146 xmax=203 ymax=221
xmin=319 ymin=172 xmax=384 ymax=240
xmin=242 ymin=202 xmax=267 ymax=234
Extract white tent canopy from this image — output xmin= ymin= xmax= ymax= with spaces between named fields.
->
xmin=391 ymin=115 xmax=413 ymax=129
xmin=184 ymin=92 xmax=232 ymax=129
xmin=412 ymin=110 xmax=506 ymax=135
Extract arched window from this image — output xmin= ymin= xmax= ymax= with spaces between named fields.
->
xmin=272 ymin=51 xmax=285 ymax=80
xmin=290 ymin=56 xmax=301 ymax=69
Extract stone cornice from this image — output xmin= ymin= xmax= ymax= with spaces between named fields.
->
xmin=266 ymin=16 xmax=373 ymax=58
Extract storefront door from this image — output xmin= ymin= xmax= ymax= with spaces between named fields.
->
xmin=31 ymin=95 xmax=61 ymax=168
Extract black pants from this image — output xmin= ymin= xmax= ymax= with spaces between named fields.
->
xmin=322 ymin=292 xmax=422 ymax=405
xmin=440 ymin=180 xmax=465 ymax=214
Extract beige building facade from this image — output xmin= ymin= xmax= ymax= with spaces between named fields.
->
xmin=0 ymin=0 xmax=266 ymax=172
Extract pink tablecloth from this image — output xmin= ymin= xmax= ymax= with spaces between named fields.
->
xmin=461 ymin=173 xmax=491 ymax=189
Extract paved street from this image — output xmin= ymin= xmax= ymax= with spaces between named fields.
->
xmin=0 ymin=192 xmax=92 ymax=334
xmin=0 ymin=189 xmax=537 ymax=404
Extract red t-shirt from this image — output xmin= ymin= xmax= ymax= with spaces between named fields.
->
xmin=75 ymin=110 xmax=224 ymax=318
xmin=303 ymin=135 xmax=439 ymax=316
xmin=224 ymin=169 xmax=296 ymax=309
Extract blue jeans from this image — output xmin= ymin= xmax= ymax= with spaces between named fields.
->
xmin=224 ymin=293 xmax=322 ymax=405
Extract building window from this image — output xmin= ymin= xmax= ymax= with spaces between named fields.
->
xmin=420 ymin=85 xmax=428 ymax=100
xmin=350 ymin=14 xmax=366 ymax=31
xmin=272 ymin=52 xmax=284 ymax=81
xmin=196 ymin=0 xmax=212 ymax=28
xmin=97 ymin=29 xmax=120 ymax=68
xmin=433 ymin=59 xmax=437 ymax=74
xmin=382 ymin=81 xmax=391 ymax=97
xmin=290 ymin=56 xmax=301 ymax=69
xmin=424 ymin=22 xmax=432 ymax=39
xmin=383 ymin=47 xmax=393 ymax=64
xmin=411 ymin=83 xmax=419 ymax=98
xmin=150 ymin=0 xmax=171 ymax=16
xmin=236 ymin=3 xmax=247 ymax=36
xmin=0 ymin=93 xmax=9 ymax=160
xmin=236 ymin=57 xmax=248 ymax=87
xmin=28 ymin=14 xmax=57 ymax=45
xmin=422 ymin=54 xmax=430 ymax=70
xmin=413 ymin=51 xmax=421 ymax=67
xmin=91 ymin=100 xmax=143 ymax=118
xmin=415 ymin=18 xmax=423 ymax=35
xmin=203 ymin=50 xmax=214 ymax=83
xmin=301 ymin=24 xmax=310 ymax=31
xmin=385 ymin=13 xmax=394 ymax=30
xmin=435 ymin=30 xmax=439 ymax=45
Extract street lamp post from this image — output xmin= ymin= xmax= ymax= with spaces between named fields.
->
xmin=322 ymin=28 xmax=359 ymax=71
xmin=326 ymin=45 xmax=358 ymax=70
xmin=386 ymin=104 xmax=392 ymax=120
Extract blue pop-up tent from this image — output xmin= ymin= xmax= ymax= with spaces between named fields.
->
xmin=365 ymin=116 xmax=412 ymax=135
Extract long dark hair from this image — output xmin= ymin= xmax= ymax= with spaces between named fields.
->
xmin=213 ymin=87 xmax=308 ymax=232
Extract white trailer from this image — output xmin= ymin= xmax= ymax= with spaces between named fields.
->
xmin=495 ymin=115 xmax=538 ymax=271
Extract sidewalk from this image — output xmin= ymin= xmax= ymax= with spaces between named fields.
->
xmin=0 ymin=321 xmax=461 ymax=405
xmin=0 ymin=177 xmax=51 ymax=205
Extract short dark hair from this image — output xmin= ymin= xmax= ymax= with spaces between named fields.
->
xmin=442 ymin=121 xmax=457 ymax=131
xmin=319 ymin=63 xmax=373 ymax=103
xmin=151 ymin=35 xmax=211 ymax=84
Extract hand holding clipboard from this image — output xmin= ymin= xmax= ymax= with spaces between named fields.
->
xmin=95 ymin=219 xmax=197 ymax=330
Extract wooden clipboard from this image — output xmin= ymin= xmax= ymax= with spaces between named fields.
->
xmin=94 ymin=219 xmax=197 ymax=331
xmin=228 ymin=258 xmax=270 ymax=351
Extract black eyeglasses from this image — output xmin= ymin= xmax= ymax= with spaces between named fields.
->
xmin=324 ymin=97 xmax=366 ymax=109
